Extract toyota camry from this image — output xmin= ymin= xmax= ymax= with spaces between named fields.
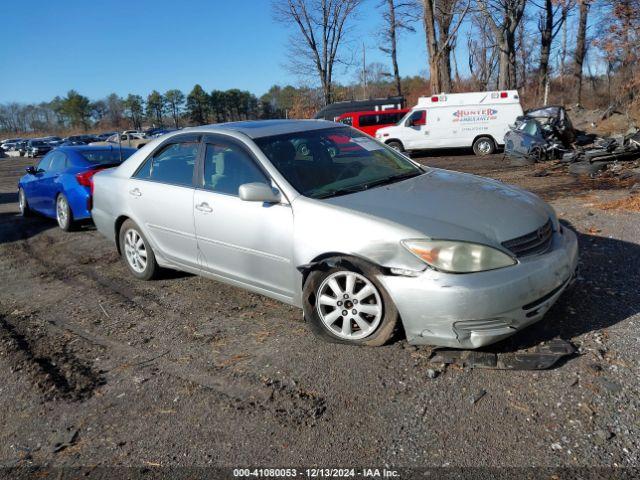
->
xmin=91 ymin=120 xmax=578 ymax=348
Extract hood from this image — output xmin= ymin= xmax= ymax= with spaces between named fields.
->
xmin=324 ymin=169 xmax=550 ymax=245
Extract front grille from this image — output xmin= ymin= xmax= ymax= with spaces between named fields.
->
xmin=502 ymin=219 xmax=553 ymax=258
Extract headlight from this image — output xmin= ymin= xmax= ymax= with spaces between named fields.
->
xmin=402 ymin=239 xmax=516 ymax=273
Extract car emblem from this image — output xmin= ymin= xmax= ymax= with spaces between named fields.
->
xmin=537 ymin=226 xmax=545 ymax=239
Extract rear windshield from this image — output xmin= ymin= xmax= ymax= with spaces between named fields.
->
xmin=79 ymin=149 xmax=135 ymax=165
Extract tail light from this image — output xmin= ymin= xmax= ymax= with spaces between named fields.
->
xmin=75 ymin=168 xmax=104 ymax=195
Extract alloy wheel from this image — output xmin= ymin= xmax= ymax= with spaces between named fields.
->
xmin=56 ymin=195 xmax=69 ymax=229
xmin=18 ymin=189 xmax=26 ymax=214
xmin=316 ymin=271 xmax=383 ymax=340
xmin=124 ymin=228 xmax=148 ymax=273
xmin=477 ymin=140 xmax=492 ymax=155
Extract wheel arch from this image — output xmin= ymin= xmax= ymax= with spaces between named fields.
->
xmin=472 ymin=134 xmax=498 ymax=147
xmin=384 ymin=138 xmax=404 ymax=149
xmin=297 ymin=252 xmax=386 ymax=290
xmin=114 ymin=215 xmax=130 ymax=255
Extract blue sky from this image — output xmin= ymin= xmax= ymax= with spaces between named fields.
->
xmin=0 ymin=0 xmax=429 ymax=103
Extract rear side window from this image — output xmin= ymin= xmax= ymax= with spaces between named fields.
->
xmin=135 ymin=142 xmax=198 ymax=186
xmin=203 ymin=143 xmax=267 ymax=196
xmin=80 ymin=149 xmax=135 ymax=164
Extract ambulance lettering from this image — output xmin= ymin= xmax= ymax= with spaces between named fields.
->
xmin=452 ymin=108 xmax=498 ymax=123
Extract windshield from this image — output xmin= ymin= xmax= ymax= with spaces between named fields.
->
xmin=255 ymin=127 xmax=423 ymax=199
xmin=79 ymin=149 xmax=135 ymax=164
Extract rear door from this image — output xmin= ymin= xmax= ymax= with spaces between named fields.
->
xmin=127 ymin=135 xmax=200 ymax=269
xmin=193 ymin=135 xmax=295 ymax=300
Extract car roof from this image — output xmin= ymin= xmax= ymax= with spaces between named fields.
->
xmin=185 ymin=119 xmax=343 ymax=139
xmin=57 ymin=145 xmax=137 ymax=154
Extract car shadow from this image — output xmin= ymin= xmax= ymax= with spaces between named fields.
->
xmin=0 ymin=212 xmax=55 ymax=244
xmin=0 ymin=192 xmax=18 ymax=205
xmin=484 ymin=223 xmax=640 ymax=357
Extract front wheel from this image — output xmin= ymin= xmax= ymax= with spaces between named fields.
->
xmin=303 ymin=260 xmax=398 ymax=346
xmin=56 ymin=193 xmax=75 ymax=231
xmin=18 ymin=188 xmax=32 ymax=217
xmin=386 ymin=140 xmax=404 ymax=153
xmin=119 ymin=219 xmax=159 ymax=280
xmin=472 ymin=137 xmax=496 ymax=156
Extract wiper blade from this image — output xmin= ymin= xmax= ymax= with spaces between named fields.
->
xmin=359 ymin=171 xmax=422 ymax=189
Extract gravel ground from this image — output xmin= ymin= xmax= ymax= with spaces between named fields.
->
xmin=0 ymin=152 xmax=639 ymax=473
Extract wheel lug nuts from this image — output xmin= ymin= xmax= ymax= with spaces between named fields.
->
xmin=343 ymin=294 xmax=349 ymax=299
xmin=353 ymin=299 xmax=358 ymax=304
xmin=337 ymin=301 xmax=343 ymax=306
xmin=352 ymin=309 xmax=357 ymax=315
xmin=342 ymin=310 xmax=348 ymax=316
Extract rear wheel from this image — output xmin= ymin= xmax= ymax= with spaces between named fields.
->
xmin=472 ymin=136 xmax=496 ymax=156
xmin=303 ymin=260 xmax=397 ymax=346
xmin=18 ymin=188 xmax=31 ymax=217
xmin=56 ymin=193 xmax=75 ymax=231
xmin=119 ymin=219 xmax=158 ymax=280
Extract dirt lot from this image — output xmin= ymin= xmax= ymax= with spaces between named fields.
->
xmin=1 ymin=152 xmax=639 ymax=474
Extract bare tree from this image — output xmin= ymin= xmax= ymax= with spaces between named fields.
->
xmin=573 ymin=0 xmax=591 ymax=104
xmin=378 ymin=0 xmax=417 ymax=97
xmin=467 ymin=11 xmax=499 ymax=89
xmin=478 ymin=0 xmax=527 ymax=90
xmin=536 ymin=0 xmax=573 ymax=102
xmin=422 ymin=0 xmax=470 ymax=93
xmin=273 ymin=0 xmax=362 ymax=105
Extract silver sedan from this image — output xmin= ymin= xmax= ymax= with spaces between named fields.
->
xmin=92 ymin=120 xmax=578 ymax=348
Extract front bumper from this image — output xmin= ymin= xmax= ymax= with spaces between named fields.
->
xmin=379 ymin=227 xmax=579 ymax=348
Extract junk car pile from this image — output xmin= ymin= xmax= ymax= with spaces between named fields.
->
xmin=504 ymin=106 xmax=640 ymax=178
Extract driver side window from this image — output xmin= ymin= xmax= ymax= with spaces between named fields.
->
xmin=406 ymin=110 xmax=426 ymax=126
xmin=203 ymin=143 xmax=268 ymax=196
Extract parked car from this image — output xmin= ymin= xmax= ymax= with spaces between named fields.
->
xmin=336 ymin=109 xmax=409 ymax=137
xmin=96 ymin=132 xmax=118 ymax=141
xmin=43 ymin=136 xmax=64 ymax=147
xmin=25 ymin=139 xmax=53 ymax=158
xmin=16 ymin=140 xmax=28 ymax=156
xmin=91 ymin=120 xmax=578 ymax=348
xmin=89 ymin=132 xmax=150 ymax=149
xmin=375 ymin=90 xmax=524 ymax=156
xmin=315 ymin=96 xmax=406 ymax=121
xmin=17 ymin=145 xmax=136 ymax=231
xmin=1 ymin=138 xmax=23 ymax=151
xmin=1 ymin=140 xmax=22 ymax=152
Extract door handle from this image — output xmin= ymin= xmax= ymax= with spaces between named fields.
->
xmin=129 ymin=188 xmax=142 ymax=197
xmin=195 ymin=202 xmax=213 ymax=213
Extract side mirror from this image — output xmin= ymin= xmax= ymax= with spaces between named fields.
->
xmin=239 ymin=182 xmax=281 ymax=203
xmin=25 ymin=166 xmax=37 ymax=175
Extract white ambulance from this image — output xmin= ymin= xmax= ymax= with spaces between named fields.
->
xmin=375 ymin=90 xmax=523 ymax=156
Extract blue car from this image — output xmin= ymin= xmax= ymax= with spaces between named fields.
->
xmin=18 ymin=145 xmax=136 ymax=231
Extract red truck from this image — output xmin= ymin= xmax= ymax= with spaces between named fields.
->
xmin=335 ymin=109 xmax=409 ymax=137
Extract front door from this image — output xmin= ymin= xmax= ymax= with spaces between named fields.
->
xmin=127 ymin=136 xmax=200 ymax=269
xmin=193 ymin=137 xmax=295 ymax=300
xmin=402 ymin=110 xmax=429 ymax=150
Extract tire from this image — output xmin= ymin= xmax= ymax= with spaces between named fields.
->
xmin=55 ymin=193 xmax=76 ymax=231
xmin=472 ymin=136 xmax=496 ymax=156
xmin=118 ymin=219 xmax=158 ymax=280
xmin=568 ymin=161 xmax=609 ymax=176
xmin=18 ymin=188 xmax=32 ymax=217
xmin=302 ymin=258 xmax=398 ymax=346
xmin=386 ymin=140 xmax=404 ymax=153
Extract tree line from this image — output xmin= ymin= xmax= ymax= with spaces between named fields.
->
xmin=0 ymin=85 xmax=294 ymax=134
